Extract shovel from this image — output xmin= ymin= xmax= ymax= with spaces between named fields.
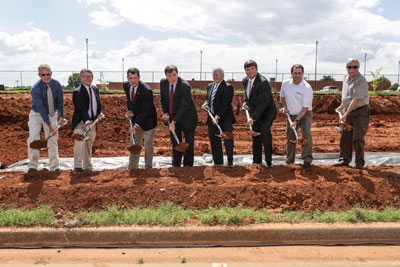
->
xmin=164 ymin=120 xmax=189 ymax=153
xmin=284 ymin=112 xmax=309 ymax=146
xmin=243 ymin=108 xmax=261 ymax=136
xmin=30 ymin=120 xmax=68 ymax=149
xmin=126 ymin=115 xmax=142 ymax=153
xmin=335 ymin=107 xmax=353 ymax=132
xmin=201 ymin=106 xmax=233 ymax=139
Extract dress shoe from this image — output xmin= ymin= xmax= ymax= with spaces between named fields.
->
xmin=52 ymin=168 xmax=60 ymax=171
xmin=355 ymin=165 xmax=365 ymax=170
xmin=227 ymin=161 xmax=233 ymax=168
xmin=302 ymin=162 xmax=311 ymax=168
xmin=74 ymin=168 xmax=84 ymax=172
xmin=266 ymin=162 xmax=274 ymax=169
xmin=333 ymin=162 xmax=349 ymax=167
xmin=27 ymin=168 xmax=37 ymax=173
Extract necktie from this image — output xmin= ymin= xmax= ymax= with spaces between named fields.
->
xmin=47 ymin=84 xmax=55 ymax=116
xmin=89 ymin=86 xmax=95 ymax=120
xmin=131 ymin=87 xmax=135 ymax=104
xmin=169 ymin=84 xmax=174 ymax=122
xmin=248 ymin=80 xmax=253 ymax=98
xmin=210 ymin=83 xmax=218 ymax=113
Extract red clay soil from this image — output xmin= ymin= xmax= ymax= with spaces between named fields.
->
xmin=0 ymin=93 xmax=400 ymax=211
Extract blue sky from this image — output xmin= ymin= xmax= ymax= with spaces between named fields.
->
xmin=0 ymin=0 xmax=400 ymax=86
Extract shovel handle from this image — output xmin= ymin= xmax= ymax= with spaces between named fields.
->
xmin=285 ymin=113 xmax=299 ymax=140
xmin=244 ymin=109 xmax=254 ymax=132
xmin=202 ymin=106 xmax=223 ymax=136
xmin=128 ymin=118 xmax=137 ymax=145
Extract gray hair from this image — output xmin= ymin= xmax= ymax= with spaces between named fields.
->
xmin=80 ymin=68 xmax=93 ymax=76
xmin=346 ymin=58 xmax=360 ymax=66
xmin=38 ymin=64 xmax=52 ymax=73
xmin=212 ymin=67 xmax=225 ymax=77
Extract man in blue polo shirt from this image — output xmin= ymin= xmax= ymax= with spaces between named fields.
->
xmin=27 ymin=64 xmax=66 ymax=172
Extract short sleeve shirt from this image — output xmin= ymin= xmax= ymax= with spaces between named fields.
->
xmin=280 ymin=79 xmax=313 ymax=115
xmin=341 ymin=72 xmax=369 ymax=109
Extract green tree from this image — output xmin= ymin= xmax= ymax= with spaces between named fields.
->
xmin=67 ymin=73 xmax=81 ymax=88
xmin=320 ymin=75 xmax=335 ymax=81
xmin=388 ymin=83 xmax=398 ymax=91
xmin=369 ymin=68 xmax=383 ymax=91
xmin=376 ymin=76 xmax=390 ymax=83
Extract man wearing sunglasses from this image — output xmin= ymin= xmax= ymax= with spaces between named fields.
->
xmin=27 ymin=64 xmax=66 ymax=172
xmin=334 ymin=58 xmax=370 ymax=170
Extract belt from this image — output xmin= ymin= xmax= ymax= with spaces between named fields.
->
xmin=352 ymin=105 xmax=368 ymax=112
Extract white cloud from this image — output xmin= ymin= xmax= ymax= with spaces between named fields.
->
xmin=89 ymin=6 xmax=124 ymax=29
xmin=66 ymin=35 xmax=76 ymax=46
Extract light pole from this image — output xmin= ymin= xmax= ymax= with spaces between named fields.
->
xmin=314 ymin=41 xmax=318 ymax=90
xmin=275 ymin=59 xmax=278 ymax=82
xmin=397 ymin=60 xmax=400 ymax=85
xmin=122 ymin=58 xmax=124 ymax=82
xmin=364 ymin=53 xmax=367 ymax=77
xmin=86 ymin=38 xmax=89 ymax=68
xmin=200 ymin=50 xmax=203 ymax=81
xmin=16 ymin=80 xmax=19 ymax=88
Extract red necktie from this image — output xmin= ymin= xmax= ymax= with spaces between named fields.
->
xmin=89 ymin=86 xmax=94 ymax=120
xmin=169 ymin=84 xmax=174 ymax=122
xmin=131 ymin=87 xmax=135 ymax=104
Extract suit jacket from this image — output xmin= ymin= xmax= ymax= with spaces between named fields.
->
xmin=71 ymin=83 xmax=102 ymax=130
xmin=242 ymin=73 xmax=276 ymax=123
xmin=160 ymin=77 xmax=198 ymax=131
xmin=123 ymin=80 xmax=157 ymax=131
xmin=204 ymin=80 xmax=236 ymax=125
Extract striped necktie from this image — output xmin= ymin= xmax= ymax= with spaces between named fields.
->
xmin=210 ymin=83 xmax=218 ymax=113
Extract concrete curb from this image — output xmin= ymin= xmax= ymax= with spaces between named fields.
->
xmin=1 ymin=223 xmax=400 ymax=247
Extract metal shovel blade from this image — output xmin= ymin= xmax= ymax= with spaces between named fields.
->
xmin=174 ymin=143 xmax=189 ymax=153
xmin=221 ymin=132 xmax=234 ymax=139
xmin=249 ymin=130 xmax=261 ymax=137
xmin=127 ymin=144 xmax=142 ymax=153
xmin=29 ymin=140 xmax=48 ymax=149
xmin=71 ymin=133 xmax=85 ymax=140
xmin=290 ymin=138 xmax=309 ymax=146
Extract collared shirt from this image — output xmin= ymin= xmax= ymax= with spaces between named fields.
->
xmin=246 ymin=77 xmax=255 ymax=98
xmin=31 ymin=79 xmax=64 ymax=125
xmin=169 ymin=82 xmax=176 ymax=95
xmin=280 ymin=79 xmax=313 ymax=115
xmin=129 ymin=84 xmax=139 ymax=103
xmin=342 ymin=72 xmax=369 ymax=109
xmin=83 ymin=84 xmax=97 ymax=124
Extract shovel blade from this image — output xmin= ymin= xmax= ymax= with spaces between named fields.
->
xmin=71 ymin=133 xmax=85 ymax=140
xmin=249 ymin=131 xmax=261 ymax=137
xmin=174 ymin=143 xmax=189 ymax=153
xmin=127 ymin=145 xmax=142 ymax=153
xmin=29 ymin=140 xmax=48 ymax=149
xmin=291 ymin=138 xmax=309 ymax=146
xmin=221 ymin=132 xmax=233 ymax=140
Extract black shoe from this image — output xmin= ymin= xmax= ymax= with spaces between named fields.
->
xmin=355 ymin=165 xmax=365 ymax=170
xmin=303 ymin=162 xmax=311 ymax=168
xmin=227 ymin=161 xmax=233 ymax=168
xmin=74 ymin=168 xmax=84 ymax=172
xmin=333 ymin=162 xmax=349 ymax=167
xmin=53 ymin=168 xmax=60 ymax=172
xmin=27 ymin=168 xmax=37 ymax=173
xmin=267 ymin=162 xmax=274 ymax=169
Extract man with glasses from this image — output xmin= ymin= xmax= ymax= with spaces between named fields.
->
xmin=71 ymin=68 xmax=103 ymax=172
xmin=334 ymin=58 xmax=370 ymax=170
xmin=27 ymin=64 xmax=66 ymax=172
xmin=279 ymin=64 xmax=313 ymax=168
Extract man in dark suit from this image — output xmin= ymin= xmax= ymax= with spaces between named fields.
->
xmin=202 ymin=67 xmax=236 ymax=167
xmin=124 ymin=67 xmax=157 ymax=169
xmin=242 ymin=60 xmax=277 ymax=168
xmin=71 ymin=68 xmax=103 ymax=172
xmin=160 ymin=64 xmax=198 ymax=167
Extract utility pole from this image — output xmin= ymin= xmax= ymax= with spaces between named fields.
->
xmin=364 ymin=53 xmax=367 ymax=77
xmin=397 ymin=60 xmax=400 ymax=85
xmin=86 ymin=38 xmax=89 ymax=68
xmin=122 ymin=58 xmax=124 ymax=82
xmin=314 ymin=41 xmax=318 ymax=90
xmin=275 ymin=59 xmax=278 ymax=82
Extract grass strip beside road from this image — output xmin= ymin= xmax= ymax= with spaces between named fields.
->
xmin=2 ymin=203 xmax=400 ymax=227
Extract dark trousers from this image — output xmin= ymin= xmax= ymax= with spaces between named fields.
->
xmin=207 ymin=121 xmax=234 ymax=165
xmin=170 ymin=123 xmax=195 ymax=167
xmin=339 ymin=106 xmax=369 ymax=167
xmin=252 ymin=119 xmax=274 ymax=164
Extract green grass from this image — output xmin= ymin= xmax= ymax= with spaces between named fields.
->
xmin=2 ymin=203 xmax=400 ymax=227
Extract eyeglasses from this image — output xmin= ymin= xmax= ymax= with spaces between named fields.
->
xmin=40 ymin=73 xmax=51 ymax=77
xmin=81 ymin=76 xmax=93 ymax=78
xmin=346 ymin=65 xmax=359 ymax=69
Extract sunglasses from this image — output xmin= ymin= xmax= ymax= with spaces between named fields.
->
xmin=346 ymin=65 xmax=359 ymax=69
xmin=40 ymin=73 xmax=52 ymax=77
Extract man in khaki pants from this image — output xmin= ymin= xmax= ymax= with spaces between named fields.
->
xmin=123 ymin=68 xmax=157 ymax=169
xmin=27 ymin=64 xmax=66 ymax=172
xmin=71 ymin=68 xmax=103 ymax=172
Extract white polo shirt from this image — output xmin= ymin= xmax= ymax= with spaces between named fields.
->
xmin=280 ymin=79 xmax=313 ymax=115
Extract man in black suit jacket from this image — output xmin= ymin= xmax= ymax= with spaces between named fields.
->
xmin=124 ymin=67 xmax=157 ymax=169
xmin=71 ymin=68 xmax=103 ymax=172
xmin=160 ymin=65 xmax=198 ymax=167
xmin=242 ymin=60 xmax=277 ymax=168
xmin=202 ymin=67 xmax=236 ymax=166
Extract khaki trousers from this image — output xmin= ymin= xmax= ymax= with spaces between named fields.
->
xmin=129 ymin=127 xmax=155 ymax=169
xmin=27 ymin=110 xmax=59 ymax=171
xmin=285 ymin=111 xmax=313 ymax=164
xmin=73 ymin=121 xmax=96 ymax=170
